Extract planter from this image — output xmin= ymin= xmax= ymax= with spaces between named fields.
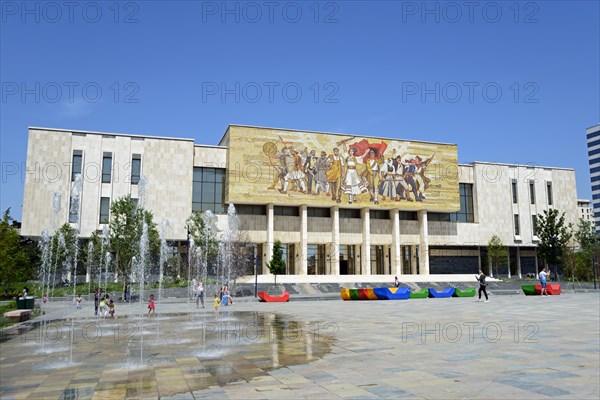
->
xmin=453 ymin=288 xmax=476 ymax=297
xmin=409 ymin=288 xmax=429 ymax=299
xmin=428 ymin=288 xmax=455 ymax=298
xmin=373 ymin=287 xmax=410 ymax=300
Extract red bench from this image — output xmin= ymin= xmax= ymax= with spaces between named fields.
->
xmin=257 ymin=291 xmax=290 ymax=302
xmin=534 ymin=283 xmax=561 ymax=295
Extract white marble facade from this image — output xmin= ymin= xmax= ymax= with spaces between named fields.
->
xmin=22 ymin=127 xmax=579 ymax=276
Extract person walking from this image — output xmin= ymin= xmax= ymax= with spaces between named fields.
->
xmin=539 ymin=267 xmax=549 ymax=296
xmin=476 ymin=269 xmax=489 ymax=302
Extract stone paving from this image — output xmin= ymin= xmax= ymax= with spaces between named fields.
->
xmin=1 ymin=292 xmax=599 ymax=399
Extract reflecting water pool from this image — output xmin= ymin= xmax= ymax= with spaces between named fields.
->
xmin=0 ymin=311 xmax=336 ymax=399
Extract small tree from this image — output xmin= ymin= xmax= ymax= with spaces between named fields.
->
xmin=186 ymin=211 xmax=219 ymax=278
xmin=109 ymin=195 xmax=159 ymax=292
xmin=487 ymin=235 xmax=507 ymax=277
xmin=267 ymin=240 xmax=286 ymax=286
xmin=536 ymin=208 xmax=573 ymax=280
xmin=575 ymin=218 xmax=598 ymax=250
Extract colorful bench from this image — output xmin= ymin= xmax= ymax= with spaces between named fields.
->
xmin=373 ymin=287 xmax=410 ymax=300
xmin=453 ymin=287 xmax=476 ymax=297
xmin=409 ymin=288 xmax=429 ymax=298
xmin=340 ymin=287 xmax=410 ymax=300
xmin=428 ymin=288 xmax=455 ymax=298
xmin=521 ymin=284 xmax=538 ymax=295
xmin=534 ymin=283 xmax=561 ymax=295
xmin=258 ymin=291 xmax=290 ymax=302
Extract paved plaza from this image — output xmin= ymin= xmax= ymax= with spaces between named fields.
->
xmin=1 ymin=292 xmax=599 ymax=399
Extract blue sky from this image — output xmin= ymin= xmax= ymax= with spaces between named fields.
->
xmin=1 ymin=0 xmax=599 ymax=220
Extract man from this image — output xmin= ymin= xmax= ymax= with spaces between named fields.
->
xmin=326 ymin=147 xmax=345 ymax=203
xmin=304 ymin=149 xmax=318 ymax=194
xmin=364 ymin=149 xmax=381 ymax=205
xmin=539 ymin=267 xmax=549 ymax=296
xmin=380 ymin=157 xmax=396 ymax=201
xmin=315 ymin=151 xmax=330 ymax=195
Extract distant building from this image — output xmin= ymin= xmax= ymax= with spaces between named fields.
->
xmin=22 ymin=126 xmax=580 ymax=279
xmin=586 ymin=124 xmax=600 ymax=232
xmin=577 ymin=199 xmax=594 ymax=225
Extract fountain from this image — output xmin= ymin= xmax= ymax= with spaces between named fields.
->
xmin=156 ymin=219 xmax=170 ymax=340
xmin=225 ymin=204 xmax=239 ymax=286
xmin=201 ymin=210 xmax=217 ymax=296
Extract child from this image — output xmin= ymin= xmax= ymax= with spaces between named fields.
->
xmin=148 ymin=294 xmax=155 ymax=316
xmin=108 ymin=300 xmax=115 ymax=318
xmin=76 ymin=294 xmax=82 ymax=309
xmin=98 ymin=296 xmax=106 ymax=317
xmin=214 ymin=294 xmax=220 ymax=317
xmin=43 ymin=293 xmax=48 ymax=304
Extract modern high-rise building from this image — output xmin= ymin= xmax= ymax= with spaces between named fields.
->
xmin=586 ymin=124 xmax=600 ymax=232
xmin=21 ymin=125 xmax=580 ymax=279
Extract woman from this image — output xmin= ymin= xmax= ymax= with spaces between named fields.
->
xmin=476 ymin=269 xmax=489 ymax=302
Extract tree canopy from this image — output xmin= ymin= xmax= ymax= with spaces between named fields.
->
xmin=535 ymin=208 xmax=573 ymax=272
xmin=0 ymin=208 xmax=37 ymax=285
xmin=487 ymin=234 xmax=507 ymax=276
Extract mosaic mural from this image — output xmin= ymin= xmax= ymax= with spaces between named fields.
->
xmin=225 ymin=126 xmax=459 ymax=212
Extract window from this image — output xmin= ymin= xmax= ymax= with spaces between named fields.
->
xmin=237 ymin=205 xmax=266 ymax=215
xmin=102 ymin=153 xmax=112 ymax=183
xmin=370 ymin=210 xmax=390 ymax=220
xmin=274 ymin=206 xmax=299 ymax=216
xmin=99 ymin=197 xmax=110 ymax=224
xmin=192 ymin=167 xmax=225 ymax=213
xmin=456 ymin=183 xmax=474 ymax=222
xmin=546 ymin=182 xmax=553 ymax=206
xmin=71 ymin=151 xmax=82 ymax=181
xmin=131 ymin=155 xmax=141 ymax=184
xmin=68 ymin=197 xmax=79 ymax=223
xmin=339 ymin=208 xmax=361 ymax=218
xmin=307 ymin=207 xmax=330 ymax=218
xmin=532 ymin=215 xmax=538 ymax=236
xmin=511 ymin=180 xmax=518 ymax=203
xmin=529 ymin=181 xmax=536 ymax=204
xmin=430 ymin=183 xmax=474 ymax=223
xmin=399 ymin=211 xmax=418 ymax=221
xmin=428 ymin=212 xmax=452 ymax=222
xmin=514 ymin=214 xmax=520 ymax=236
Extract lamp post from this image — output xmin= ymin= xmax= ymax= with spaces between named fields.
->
xmin=593 ymin=255 xmax=597 ymax=290
xmin=254 ymin=254 xmax=258 ymax=298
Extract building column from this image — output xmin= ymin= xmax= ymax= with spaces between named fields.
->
xmin=534 ymin=251 xmax=539 ymax=273
xmin=488 ymin=254 xmax=494 ymax=278
xmin=361 ymin=208 xmax=371 ymax=275
xmin=383 ymin=245 xmax=390 ymax=275
xmin=391 ymin=209 xmax=402 ymax=276
xmin=266 ymin=203 xmax=274 ymax=275
xmin=355 ymin=244 xmax=361 ymax=274
xmin=516 ymin=247 xmax=522 ymax=278
xmin=418 ymin=210 xmax=430 ymax=275
xmin=331 ymin=206 xmax=340 ymax=275
xmin=507 ymin=250 xmax=511 ymax=278
xmin=411 ymin=245 xmax=418 ymax=275
xmin=299 ymin=205 xmax=308 ymax=275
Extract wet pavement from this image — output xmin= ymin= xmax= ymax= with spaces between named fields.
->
xmin=1 ymin=292 xmax=599 ymax=399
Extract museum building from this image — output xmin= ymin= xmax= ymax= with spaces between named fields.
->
xmin=21 ymin=125 xmax=580 ymax=278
